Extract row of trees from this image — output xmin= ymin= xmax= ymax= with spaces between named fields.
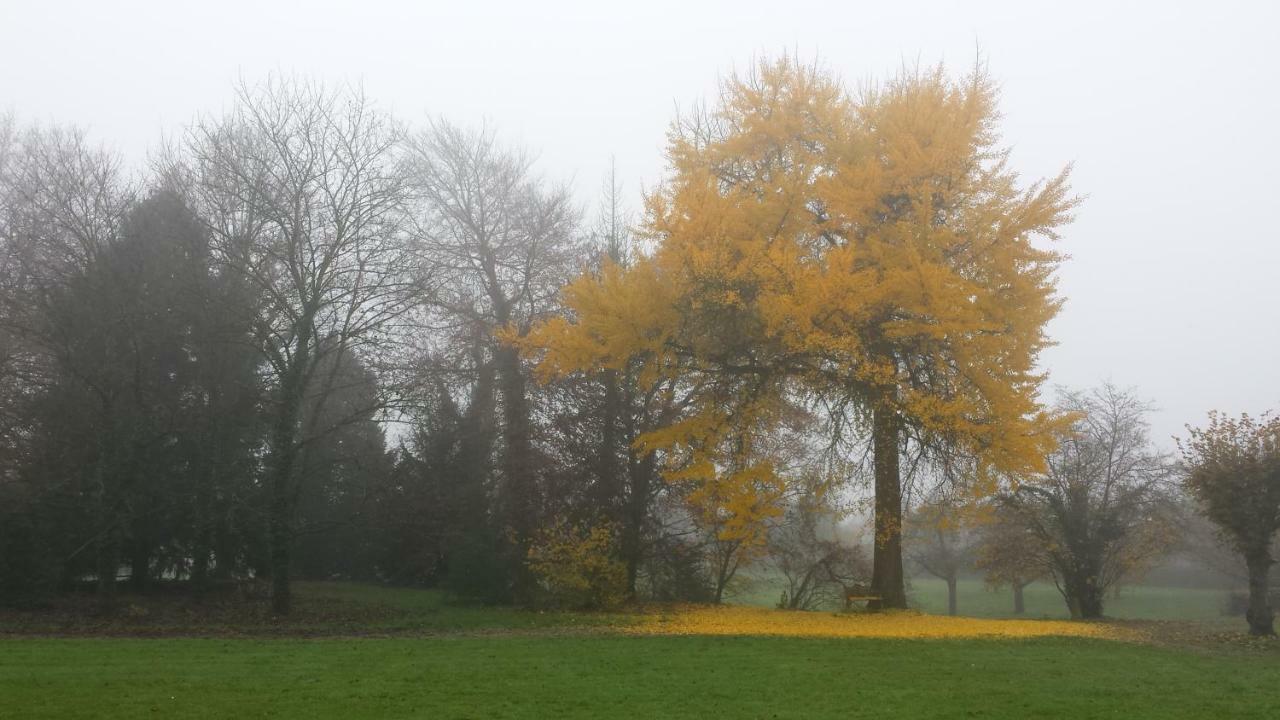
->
xmin=907 ymin=385 xmax=1172 ymax=620
xmin=0 ymin=85 xmax=637 ymax=613
xmin=905 ymin=385 xmax=1280 ymax=637
xmin=2 ymin=60 xmax=1276 ymax=635
xmin=0 ymin=77 xmax=819 ymax=613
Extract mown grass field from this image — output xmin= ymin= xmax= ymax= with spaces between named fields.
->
xmin=2 ymin=582 xmax=1276 ymax=719
xmin=4 ymin=635 xmax=1278 ymax=719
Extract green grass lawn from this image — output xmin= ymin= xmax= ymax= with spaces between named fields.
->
xmin=2 ymin=635 xmax=1277 ymax=719
xmin=3 ymin=581 xmax=1274 ymax=719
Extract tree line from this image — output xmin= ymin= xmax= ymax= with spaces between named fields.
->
xmin=1 ymin=59 xmax=1276 ymax=635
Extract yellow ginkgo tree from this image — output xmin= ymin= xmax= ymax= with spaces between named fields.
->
xmin=522 ymin=56 xmax=1076 ymax=609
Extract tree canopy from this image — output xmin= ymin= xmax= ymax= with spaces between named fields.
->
xmin=522 ymin=57 xmax=1076 ymax=607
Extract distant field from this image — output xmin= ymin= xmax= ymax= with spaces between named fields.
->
xmin=729 ymin=573 xmax=1235 ymax=622
xmin=907 ymin=578 xmax=1232 ymax=622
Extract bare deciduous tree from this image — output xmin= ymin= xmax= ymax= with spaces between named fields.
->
xmin=906 ymin=495 xmax=978 ymax=616
xmin=407 ymin=120 xmax=579 ymax=600
xmin=768 ymin=474 xmax=866 ymax=610
xmin=974 ymin=500 xmax=1046 ymax=614
xmin=1004 ymin=384 xmax=1173 ymax=619
xmin=174 ymin=78 xmax=418 ymax=614
xmin=0 ymin=123 xmax=137 ymax=604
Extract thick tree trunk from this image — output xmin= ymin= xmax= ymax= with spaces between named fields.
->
xmin=622 ymin=453 xmax=653 ymax=599
xmin=1013 ymin=583 xmax=1026 ymax=615
xmin=95 ymin=527 xmax=119 ymax=611
xmin=1244 ymin=550 xmax=1275 ymax=636
xmin=868 ymin=405 xmax=907 ymax=610
xmin=619 ymin=378 xmax=648 ymax=599
xmin=128 ymin=537 xmax=150 ymax=593
xmin=267 ymin=450 xmax=295 ymax=615
xmin=946 ymin=576 xmax=958 ymax=616
xmin=598 ymin=368 xmax=622 ymax=502
xmin=191 ymin=540 xmax=210 ymax=592
xmin=1062 ymin=572 xmax=1104 ymax=619
xmin=92 ymin=432 xmax=118 ymax=609
xmin=1078 ymin=594 xmax=1104 ymax=619
xmin=211 ymin=508 xmax=236 ymax=582
xmin=190 ymin=475 xmax=216 ymax=592
xmin=190 ymin=436 xmax=218 ymax=592
xmin=713 ymin=540 xmax=740 ymax=605
xmin=266 ymin=430 xmax=295 ymax=609
xmin=266 ymin=357 xmax=307 ymax=615
xmin=495 ymin=344 xmax=536 ymax=602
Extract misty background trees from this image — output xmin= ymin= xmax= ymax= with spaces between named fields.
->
xmin=1 ymin=66 xmax=1276 ymax=637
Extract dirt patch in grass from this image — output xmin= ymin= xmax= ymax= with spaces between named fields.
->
xmin=1108 ymin=619 xmax=1280 ymax=656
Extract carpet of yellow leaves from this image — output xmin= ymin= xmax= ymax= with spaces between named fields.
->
xmin=627 ymin=605 xmax=1137 ymax=641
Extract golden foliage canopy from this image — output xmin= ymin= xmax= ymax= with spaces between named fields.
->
xmin=522 ymin=56 xmax=1076 ymax=535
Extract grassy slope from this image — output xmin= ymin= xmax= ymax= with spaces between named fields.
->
xmin=0 ymin=582 xmax=625 ymax=636
xmin=3 ymin=635 xmax=1278 ymax=719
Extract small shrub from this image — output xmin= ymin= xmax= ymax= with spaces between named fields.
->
xmin=442 ymin=531 xmax=511 ymax=605
xmin=527 ymin=519 xmax=626 ymax=610
xmin=641 ymin=535 xmax=715 ymax=603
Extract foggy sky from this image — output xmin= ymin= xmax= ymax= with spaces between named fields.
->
xmin=3 ymin=0 xmax=1277 ymax=449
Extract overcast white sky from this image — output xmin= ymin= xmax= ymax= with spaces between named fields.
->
xmin=3 ymin=0 xmax=1277 ymax=448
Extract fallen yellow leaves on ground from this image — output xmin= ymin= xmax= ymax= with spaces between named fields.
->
xmin=626 ymin=605 xmax=1138 ymax=641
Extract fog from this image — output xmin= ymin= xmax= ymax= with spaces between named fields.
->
xmin=3 ymin=0 xmax=1277 ymax=446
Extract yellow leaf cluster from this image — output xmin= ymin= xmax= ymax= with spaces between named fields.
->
xmin=527 ymin=519 xmax=628 ymax=609
xmin=628 ymin=604 xmax=1134 ymax=641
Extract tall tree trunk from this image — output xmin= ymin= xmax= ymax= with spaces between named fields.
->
xmin=1062 ymin=571 xmax=1104 ymax=619
xmin=1013 ymin=582 xmax=1026 ymax=615
xmin=267 ymin=443 xmax=296 ymax=614
xmin=266 ymin=356 xmax=307 ymax=615
xmin=1078 ymin=594 xmax=1104 ymax=619
xmin=713 ymin=540 xmax=740 ymax=605
xmin=128 ymin=535 xmax=150 ymax=593
xmin=190 ymin=463 xmax=216 ymax=592
xmin=598 ymin=368 xmax=622 ymax=504
xmin=621 ymin=457 xmax=647 ymax=599
xmin=95 ymin=527 xmax=119 ymax=611
xmin=267 ymin=416 xmax=299 ymax=615
xmin=128 ymin=491 xmax=152 ymax=593
xmin=191 ymin=395 xmax=221 ymax=593
xmin=868 ymin=405 xmax=907 ymax=609
xmin=495 ymin=344 xmax=536 ymax=602
xmin=191 ymin=533 xmax=211 ymax=591
xmin=619 ymin=378 xmax=648 ymax=599
xmin=211 ymin=506 xmax=236 ymax=582
xmin=946 ymin=576 xmax=958 ymax=616
xmin=622 ymin=447 xmax=655 ymax=599
xmin=92 ymin=438 xmax=119 ymax=610
xmin=1244 ymin=549 xmax=1275 ymax=636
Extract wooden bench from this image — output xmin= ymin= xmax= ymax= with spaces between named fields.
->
xmin=843 ymin=584 xmax=880 ymax=610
